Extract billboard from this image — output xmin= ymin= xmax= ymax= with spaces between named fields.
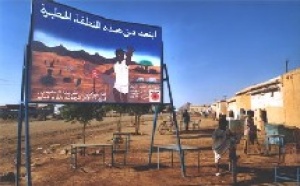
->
xmin=29 ymin=0 xmax=162 ymax=104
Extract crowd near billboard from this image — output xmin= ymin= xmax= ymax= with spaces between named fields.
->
xmin=28 ymin=0 xmax=163 ymax=104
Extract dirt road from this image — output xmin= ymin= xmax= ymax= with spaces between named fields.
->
xmin=0 ymin=116 xmax=298 ymax=185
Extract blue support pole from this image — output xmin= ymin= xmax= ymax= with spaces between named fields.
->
xmin=16 ymin=104 xmax=24 ymax=186
xmin=148 ymin=105 xmax=159 ymax=164
xmin=15 ymin=47 xmax=27 ymax=186
xmin=163 ymin=63 xmax=185 ymax=177
xmin=24 ymin=45 xmax=32 ymax=186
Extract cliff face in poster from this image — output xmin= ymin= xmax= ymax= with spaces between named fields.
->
xmin=30 ymin=41 xmax=161 ymax=103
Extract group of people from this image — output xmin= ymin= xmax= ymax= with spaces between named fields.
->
xmin=178 ymin=109 xmax=261 ymax=177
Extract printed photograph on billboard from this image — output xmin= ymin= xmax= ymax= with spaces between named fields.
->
xmin=29 ymin=0 xmax=162 ymax=104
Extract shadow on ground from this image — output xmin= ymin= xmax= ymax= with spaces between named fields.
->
xmin=132 ymin=163 xmax=169 ymax=171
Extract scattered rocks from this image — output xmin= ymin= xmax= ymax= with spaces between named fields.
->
xmin=80 ymin=167 xmax=97 ymax=173
xmin=50 ymin=144 xmax=61 ymax=152
xmin=43 ymin=149 xmax=53 ymax=154
xmin=59 ymin=149 xmax=69 ymax=155
xmin=31 ymin=162 xmax=38 ymax=168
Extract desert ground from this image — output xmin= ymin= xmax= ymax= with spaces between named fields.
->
xmin=0 ymin=115 xmax=299 ymax=186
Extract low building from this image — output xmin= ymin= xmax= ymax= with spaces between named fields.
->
xmin=281 ymin=68 xmax=300 ymax=127
xmin=227 ymin=97 xmax=238 ymax=119
xmin=215 ymin=100 xmax=227 ymax=119
xmin=233 ymin=67 xmax=300 ymax=128
xmin=189 ymin=104 xmax=209 ymax=114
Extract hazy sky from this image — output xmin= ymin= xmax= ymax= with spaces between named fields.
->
xmin=1 ymin=0 xmax=300 ymax=108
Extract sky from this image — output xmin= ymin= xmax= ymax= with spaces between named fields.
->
xmin=1 ymin=0 xmax=300 ymax=109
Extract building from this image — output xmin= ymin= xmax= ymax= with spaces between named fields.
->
xmin=282 ymin=68 xmax=300 ymax=127
xmin=189 ymin=104 xmax=209 ymax=114
xmin=227 ymin=97 xmax=238 ymax=119
xmin=214 ymin=100 xmax=227 ymax=120
xmin=233 ymin=67 xmax=300 ymax=128
xmin=0 ymin=103 xmax=54 ymax=120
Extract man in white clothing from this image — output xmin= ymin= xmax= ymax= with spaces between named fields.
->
xmin=112 ymin=49 xmax=129 ymax=102
xmin=104 ymin=48 xmax=134 ymax=102
xmin=113 ymin=56 xmax=129 ymax=101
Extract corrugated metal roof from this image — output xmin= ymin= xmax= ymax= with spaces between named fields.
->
xmin=236 ymin=76 xmax=281 ymax=95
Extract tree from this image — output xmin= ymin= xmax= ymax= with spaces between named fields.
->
xmin=165 ymin=103 xmax=176 ymax=113
xmin=153 ymin=104 xmax=165 ymax=113
xmin=60 ymin=104 xmax=105 ymax=145
xmin=139 ymin=60 xmax=153 ymax=72
xmin=104 ymin=104 xmax=130 ymax=132
xmin=129 ymin=104 xmax=151 ymax=135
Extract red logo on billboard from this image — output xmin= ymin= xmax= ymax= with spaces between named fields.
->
xmin=149 ymin=90 xmax=160 ymax=102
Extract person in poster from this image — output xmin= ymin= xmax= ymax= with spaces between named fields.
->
xmin=105 ymin=48 xmax=132 ymax=102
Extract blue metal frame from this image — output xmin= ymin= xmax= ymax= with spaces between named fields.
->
xmin=148 ymin=64 xmax=185 ymax=177
xmin=24 ymin=45 xmax=33 ymax=186
xmin=148 ymin=105 xmax=159 ymax=164
xmin=15 ymin=46 xmax=27 ymax=186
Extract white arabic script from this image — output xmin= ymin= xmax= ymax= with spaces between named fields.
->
xmin=39 ymin=4 xmax=158 ymax=39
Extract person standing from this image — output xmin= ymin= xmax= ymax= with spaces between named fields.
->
xmin=243 ymin=113 xmax=261 ymax=154
xmin=113 ymin=49 xmax=129 ymax=102
xmin=182 ymin=109 xmax=190 ymax=131
xmin=104 ymin=48 xmax=131 ymax=102
xmin=212 ymin=115 xmax=237 ymax=176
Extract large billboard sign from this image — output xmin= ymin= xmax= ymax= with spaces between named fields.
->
xmin=29 ymin=0 xmax=162 ymax=104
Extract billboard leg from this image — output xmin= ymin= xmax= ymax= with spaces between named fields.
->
xmin=15 ymin=47 xmax=27 ymax=186
xmin=24 ymin=45 xmax=32 ymax=186
xmin=163 ymin=64 xmax=185 ymax=177
xmin=148 ymin=105 xmax=159 ymax=164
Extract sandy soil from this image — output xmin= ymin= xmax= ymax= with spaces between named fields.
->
xmin=0 ymin=115 xmax=299 ymax=186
